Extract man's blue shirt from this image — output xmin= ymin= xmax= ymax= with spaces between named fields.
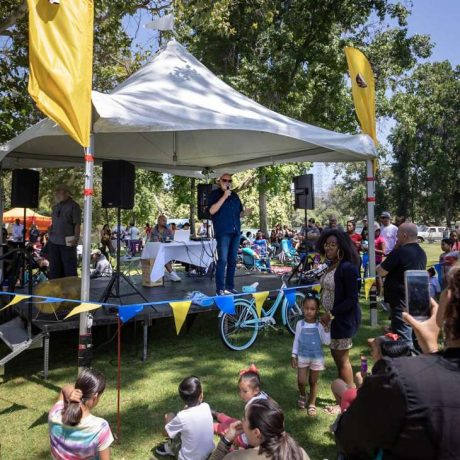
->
xmin=208 ymin=189 xmax=243 ymax=237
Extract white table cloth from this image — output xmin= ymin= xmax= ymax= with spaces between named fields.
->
xmin=141 ymin=240 xmax=217 ymax=282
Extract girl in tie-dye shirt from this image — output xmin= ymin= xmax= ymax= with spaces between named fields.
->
xmin=48 ymin=368 xmax=113 ymax=460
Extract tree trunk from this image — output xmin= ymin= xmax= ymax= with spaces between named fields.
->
xmin=190 ymin=178 xmax=196 ymax=236
xmin=258 ymin=172 xmax=269 ymax=237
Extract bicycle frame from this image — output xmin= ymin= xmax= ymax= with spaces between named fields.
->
xmin=217 ymin=288 xmax=292 ymax=328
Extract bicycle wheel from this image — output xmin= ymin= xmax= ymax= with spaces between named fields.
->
xmin=282 ymin=291 xmax=305 ymax=335
xmin=219 ymin=299 xmax=259 ymax=351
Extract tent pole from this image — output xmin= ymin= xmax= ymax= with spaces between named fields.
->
xmin=366 ymin=159 xmax=377 ymax=326
xmin=78 ymin=134 xmax=95 ymax=373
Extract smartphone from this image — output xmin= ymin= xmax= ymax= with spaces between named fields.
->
xmin=404 ymin=270 xmax=431 ymax=321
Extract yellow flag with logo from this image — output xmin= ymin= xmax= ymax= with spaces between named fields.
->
xmin=344 ymin=47 xmax=377 ymax=145
xmin=27 ymin=0 xmax=94 ymax=147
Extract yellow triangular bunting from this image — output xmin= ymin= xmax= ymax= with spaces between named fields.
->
xmin=64 ymin=302 xmax=102 ymax=319
xmin=252 ymin=291 xmax=269 ymax=317
xmin=0 ymin=294 xmax=31 ymax=312
xmin=170 ymin=301 xmax=192 ymax=335
xmin=364 ymin=278 xmax=376 ymax=300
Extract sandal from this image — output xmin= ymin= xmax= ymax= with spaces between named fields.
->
xmin=324 ymin=404 xmax=342 ymax=415
xmin=307 ymin=405 xmax=317 ymax=417
xmin=297 ymin=395 xmax=307 ymax=409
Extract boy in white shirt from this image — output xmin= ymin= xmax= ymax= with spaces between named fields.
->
xmin=156 ymin=376 xmax=214 ymax=460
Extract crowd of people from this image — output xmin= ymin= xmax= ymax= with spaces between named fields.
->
xmin=49 ymin=261 xmax=460 ymax=459
xmin=42 ymin=180 xmax=459 ymax=459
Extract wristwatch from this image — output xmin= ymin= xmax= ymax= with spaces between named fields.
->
xmin=221 ymin=436 xmax=232 ymax=448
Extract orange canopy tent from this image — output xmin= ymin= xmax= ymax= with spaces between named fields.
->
xmin=3 ymin=208 xmax=51 ymax=232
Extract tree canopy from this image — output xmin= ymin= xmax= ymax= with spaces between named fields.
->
xmin=1 ymin=0 xmax=456 ymax=229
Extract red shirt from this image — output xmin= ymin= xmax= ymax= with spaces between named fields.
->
xmin=349 ymin=233 xmax=362 ymax=252
xmin=375 ymin=235 xmax=386 ymax=263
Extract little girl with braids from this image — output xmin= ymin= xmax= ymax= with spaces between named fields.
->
xmin=213 ymin=364 xmax=268 ymax=448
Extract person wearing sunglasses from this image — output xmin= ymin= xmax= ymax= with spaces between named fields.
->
xmin=209 ymin=173 xmax=252 ymax=296
xmin=316 ymin=229 xmax=361 ymax=409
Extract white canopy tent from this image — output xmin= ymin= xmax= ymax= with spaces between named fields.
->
xmin=0 ymin=40 xmax=378 ymax=355
xmin=1 ymin=40 xmax=375 ymax=175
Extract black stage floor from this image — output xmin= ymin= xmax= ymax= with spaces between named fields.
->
xmin=17 ymin=269 xmax=287 ymax=334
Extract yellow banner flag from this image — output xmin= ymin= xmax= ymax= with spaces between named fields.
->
xmin=27 ymin=0 xmax=94 ymax=147
xmin=344 ymin=47 xmax=377 ymax=145
xmin=364 ymin=278 xmax=376 ymax=300
xmin=0 ymin=295 xmax=31 ymax=312
xmin=64 ymin=303 xmax=101 ymax=319
xmin=252 ymin=291 xmax=269 ymax=317
xmin=170 ymin=301 xmax=192 ymax=335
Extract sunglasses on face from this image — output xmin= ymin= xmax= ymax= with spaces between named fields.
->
xmin=221 ymin=178 xmax=232 ymax=183
xmin=324 ymin=242 xmax=338 ymax=248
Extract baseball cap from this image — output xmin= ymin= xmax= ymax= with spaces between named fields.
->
xmin=91 ymin=249 xmax=101 ymax=256
xmin=380 ymin=211 xmax=391 ymax=218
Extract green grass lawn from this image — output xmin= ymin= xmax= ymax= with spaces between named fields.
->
xmin=0 ymin=242 xmax=439 ymax=460
xmin=0 ymin=299 xmax=388 ymax=460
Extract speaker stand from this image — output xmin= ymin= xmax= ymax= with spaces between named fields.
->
xmin=99 ymin=208 xmax=148 ymax=304
xmin=287 ymin=208 xmax=311 ymax=285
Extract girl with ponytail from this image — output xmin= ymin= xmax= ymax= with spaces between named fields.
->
xmin=48 ymin=368 xmax=113 ymax=460
xmin=210 ymin=399 xmax=309 ymax=460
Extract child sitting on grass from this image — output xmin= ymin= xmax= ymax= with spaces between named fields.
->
xmin=156 ymin=376 xmax=214 ymax=460
xmin=213 ymin=364 xmax=268 ymax=448
xmin=48 ymin=368 xmax=113 ymax=460
xmin=291 ymin=292 xmax=330 ymax=416
xmin=328 ymin=333 xmax=411 ymax=414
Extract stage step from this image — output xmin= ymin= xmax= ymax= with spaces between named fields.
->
xmin=0 ymin=317 xmax=45 ymax=376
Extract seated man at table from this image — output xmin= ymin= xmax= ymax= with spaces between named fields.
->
xmin=149 ymin=215 xmax=181 ymax=282
xmin=90 ymin=249 xmax=113 ymax=279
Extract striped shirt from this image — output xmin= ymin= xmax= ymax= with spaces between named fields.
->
xmin=49 ymin=401 xmax=113 ymax=460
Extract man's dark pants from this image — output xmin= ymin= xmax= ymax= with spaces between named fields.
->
xmin=215 ymin=232 xmax=240 ymax=292
xmin=48 ymin=241 xmax=78 ymax=279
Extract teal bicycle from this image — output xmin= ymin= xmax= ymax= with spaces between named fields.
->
xmin=218 ymin=278 xmax=306 ymax=351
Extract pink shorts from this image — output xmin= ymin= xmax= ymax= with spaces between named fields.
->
xmin=297 ymin=356 xmax=325 ymax=371
xmin=340 ymin=388 xmax=358 ymax=412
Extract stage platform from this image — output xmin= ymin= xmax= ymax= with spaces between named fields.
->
xmin=4 ymin=269 xmax=293 ymax=377
xmin=22 ymin=269 xmax=286 ymax=333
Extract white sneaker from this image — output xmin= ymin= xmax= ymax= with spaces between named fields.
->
xmin=168 ymin=271 xmax=181 ymax=282
xmin=155 ymin=442 xmax=174 ymax=457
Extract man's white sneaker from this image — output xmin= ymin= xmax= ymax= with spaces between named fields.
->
xmin=168 ymin=271 xmax=181 ymax=282
xmin=155 ymin=442 xmax=174 ymax=457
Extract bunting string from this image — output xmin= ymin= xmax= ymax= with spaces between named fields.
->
xmin=0 ymin=275 xmax=387 ymax=331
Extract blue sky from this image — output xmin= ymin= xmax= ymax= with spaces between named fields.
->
xmin=407 ymin=0 xmax=459 ymax=65
xmin=314 ymin=0 xmax=459 ymax=193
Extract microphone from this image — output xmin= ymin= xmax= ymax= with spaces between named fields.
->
xmin=226 ymin=184 xmax=231 ymax=194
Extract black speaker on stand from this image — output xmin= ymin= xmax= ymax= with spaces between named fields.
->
xmin=197 ymin=183 xmax=218 ymax=241
xmin=10 ymin=169 xmax=40 ymax=286
xmin=288 ymin=174 xmax=315 ymax=285
xmin=99 ymin=160 xmax=148 ymax=304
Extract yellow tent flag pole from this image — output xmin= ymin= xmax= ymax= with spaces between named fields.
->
xmin=27 ymin=0 xmax=94 ymax=147
xmin=344 ymin=46 xmax=377 ymax=146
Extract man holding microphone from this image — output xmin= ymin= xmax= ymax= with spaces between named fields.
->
xmin=209 ymin=173 xmax=251 ymax=296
